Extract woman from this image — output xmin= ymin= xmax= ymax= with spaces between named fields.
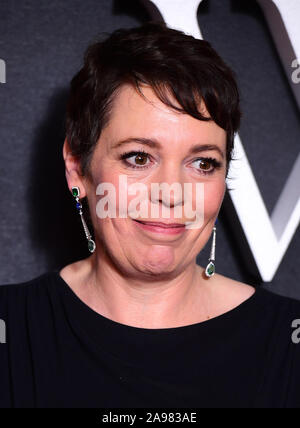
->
xmin=0 ymin=22 xmax=299 ymax=408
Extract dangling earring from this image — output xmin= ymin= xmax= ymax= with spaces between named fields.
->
xmin=205 ymin=222 xmax=217 ymax=278
xmin=71 ymin=186 xmax=96 ymax=253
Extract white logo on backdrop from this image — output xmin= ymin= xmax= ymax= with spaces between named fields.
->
xmin=143 ymin=0 xmax=300 ymax=282
xmin=0 ymin=319 xmax=6 ymax=344
xmin=0 ymin=59 xmax=6 ymax=84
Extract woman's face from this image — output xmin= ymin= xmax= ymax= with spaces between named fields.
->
xmin=79 ymin=84 xmax=227 ymax=278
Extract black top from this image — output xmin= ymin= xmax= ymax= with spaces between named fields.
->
xmin=0 ymin=270 xmax=300 ymax=408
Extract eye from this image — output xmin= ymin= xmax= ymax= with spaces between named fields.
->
xmin=120 ymin=150 xmax=152 ymax=169
xmin=192 ymin=157 xmax=222 ymax=175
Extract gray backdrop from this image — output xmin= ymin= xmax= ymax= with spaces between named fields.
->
xmin=0 ymin=0 xmax=299 ymax=299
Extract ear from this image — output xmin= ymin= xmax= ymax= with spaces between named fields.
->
xmin=63 ymin=138 xmax=87 ymax=198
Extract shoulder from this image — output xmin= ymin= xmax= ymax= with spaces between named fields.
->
xmin=0 ymin=271 xmax=54 ymax=293
xmin=210 ymin=271 xmax=300 ymax=319
xmin=205 ymin=272 xmax=256 ymax=314
xmin=0 ymin=271 xmax=64 ymax=352
xmin=0 ymin=271 xmax=59 ymax=315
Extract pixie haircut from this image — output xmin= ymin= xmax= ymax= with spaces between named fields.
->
xmin=65 ymin=21 xmax=241 ymax=178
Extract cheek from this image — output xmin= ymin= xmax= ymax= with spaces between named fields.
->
xmin=92 ymin=169 xmax=139 ymax=223
xmin=202 ymin=180 xmax=225 ymax=218
xmin=90 ymin=166 xmax=120 ymax=221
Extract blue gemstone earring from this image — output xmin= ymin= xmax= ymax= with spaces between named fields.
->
xmin=71 ymin=186 xmax=96 ymax=253
xmin=205 ymin=220 xmax=217 ymax=277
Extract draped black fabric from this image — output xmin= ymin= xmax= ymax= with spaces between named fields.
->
xmin=0 ymin=271 xmax=300 ymax=408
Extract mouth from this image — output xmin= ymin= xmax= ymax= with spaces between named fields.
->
xmin=133 ymin=219 xmax=187 ymax=235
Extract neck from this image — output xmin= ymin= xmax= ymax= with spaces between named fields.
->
xmin=76 ymin=247 xmax=213 ymax=329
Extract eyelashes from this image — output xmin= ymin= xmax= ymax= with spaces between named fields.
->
xmin=120 ymin=150 xmax=150 ymax=169
xmin=119 ymin=150 xmax=223 ymax=175
xmin=192 ymin=157 xmax=222 ymax=175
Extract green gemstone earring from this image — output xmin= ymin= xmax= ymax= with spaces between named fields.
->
xmin=205 ymin=222 xmax=217 ymax=278
xmin=71 ymin=186 xmax=96 ymax=254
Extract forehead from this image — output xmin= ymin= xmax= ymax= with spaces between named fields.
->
xmin=103 ymin=83 xmax=226 ymax=148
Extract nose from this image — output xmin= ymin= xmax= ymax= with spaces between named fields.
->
xmin=150 ymin=161 xmax=184 ymax=208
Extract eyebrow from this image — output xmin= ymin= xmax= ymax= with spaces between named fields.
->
xmin=112 ymin=137 xmax=224 ymax=159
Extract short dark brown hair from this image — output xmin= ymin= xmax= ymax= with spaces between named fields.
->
xmin=65 ymin=21 xmax=241 ymax=178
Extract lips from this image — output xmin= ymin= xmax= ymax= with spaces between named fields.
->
xmin=134 ymin=220 xmax=185 ymax=228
